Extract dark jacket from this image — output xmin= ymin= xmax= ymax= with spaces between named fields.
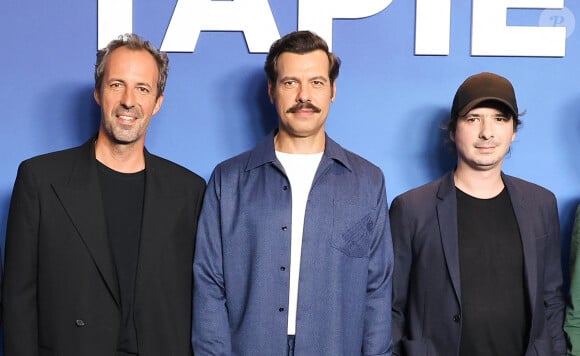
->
xmin=2 ymin=138 xmax=205 ymax=356
xmin=390 ymin=171 xmax=566 ymax=356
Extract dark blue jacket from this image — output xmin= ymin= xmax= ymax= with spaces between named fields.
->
xmin=192 ymin=131 xmax=393 ymax=355
xmin=390 ymin=171 xmax=566 ymax=356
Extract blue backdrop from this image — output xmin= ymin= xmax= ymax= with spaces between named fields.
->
xmin=0 ymin=0 xmax=578 ymax=349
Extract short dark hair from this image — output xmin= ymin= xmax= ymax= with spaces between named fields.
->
xmin=264 ymin=31 xmax=340 ymax=87
xmin=94 ymin=33 xmax=169 ymax=98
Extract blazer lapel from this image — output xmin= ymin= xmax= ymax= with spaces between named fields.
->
xmin=51 ymin=140 xmax=120 ymax=306
xmin=437 ymin=172 xmax=462 ymax=304
xmin=503 ymin=174 xmax=538 ymax=314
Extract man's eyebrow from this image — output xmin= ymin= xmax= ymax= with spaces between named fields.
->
xmin=279 ymin=76 xmax=298 ymax=82
xmin=136 ymin=82 xmax=153 ymax=88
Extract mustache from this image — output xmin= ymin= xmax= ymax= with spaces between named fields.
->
xmin=286 ymin=102 xmax=322 ymax=113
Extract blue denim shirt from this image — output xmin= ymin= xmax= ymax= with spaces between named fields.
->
xmin=192 ymin=131 xmax=393 ymax=355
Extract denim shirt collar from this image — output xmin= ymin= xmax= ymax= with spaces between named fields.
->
xmin=244 ymin=130 xmax=353 ymax=173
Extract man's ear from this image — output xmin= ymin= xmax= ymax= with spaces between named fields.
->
xmin=152 ymin=94 xmax=164 ymax=116
xmin=267 ymin=81 xmax=275 ymax=104
xmin=331 ymin=82 xmax=336 ymax=102
xmin=93 ymin=88 xmax=101 ymax=106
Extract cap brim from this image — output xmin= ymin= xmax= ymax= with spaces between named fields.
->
xmin=458 ymin=97 xmax=517 ymax=117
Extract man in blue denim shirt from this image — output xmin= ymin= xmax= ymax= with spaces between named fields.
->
xmin=192 ymin=31 xmax=394 ymax=355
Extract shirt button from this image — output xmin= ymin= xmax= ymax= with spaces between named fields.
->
xmin=282 ymin=185 xmax=288 ymax=190
xmin=281 ymin=226 xmax=287 ymax=231
xmin=75 ymin=319 xmax=86 ymax=327
xmin=279 ymin=307 xmax=285 ymax=312
xmin=453 ymin=314 xmax=461 ymax=322
xmin=280 ymin=266 xmax=286 ymax=271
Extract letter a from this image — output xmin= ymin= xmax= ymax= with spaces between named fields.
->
xmin=161 ymin=0 xmax=280 ymax=53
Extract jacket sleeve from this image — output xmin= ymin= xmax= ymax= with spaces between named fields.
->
xmin=542 ymin=196 xmax=566 ymax=355
xmin=363 ymin=175 xmax=394 ymax=355
xmin=2 ymin=161 xmax=40 ymax=356
xmin=565 ymin=205 xmax=580 ymax=355
xmin=191 ymin=168 xmax=232 ymax=355
xmin=389 ymin=195 xmax=411 ymax=356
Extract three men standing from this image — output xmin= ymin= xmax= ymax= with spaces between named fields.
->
xmin=2 ymin=31 xmax=568 ymax=356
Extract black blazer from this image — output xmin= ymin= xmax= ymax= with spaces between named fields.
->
xmin=2 ymin=138 xmax=205 ymax=356
xmin=390 ymin=172 xmax=566 ymax=356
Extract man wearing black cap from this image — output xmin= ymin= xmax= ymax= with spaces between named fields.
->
xmin=390 ymin=72 xmax=566 ymax=356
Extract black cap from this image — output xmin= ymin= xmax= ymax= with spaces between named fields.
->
xmin=451 ymin=72 xmax=518 ymax=117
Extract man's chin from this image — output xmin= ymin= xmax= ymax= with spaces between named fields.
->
xmin=472 ymin=161 xmax=501 ymax=171
xmin=109 ymin=133 xmax=140 ymax=146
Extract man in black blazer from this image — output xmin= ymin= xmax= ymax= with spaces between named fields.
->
xmin=2 ymin=34 xmax=205 ymax=356
xmin=390 ymin=72 xmax=566 ymax=356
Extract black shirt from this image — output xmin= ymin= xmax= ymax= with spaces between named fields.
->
xmin=457 ymin=187 xmax=529 ymax=356
xmin=98 ymin=161 xmax=145 ymax=354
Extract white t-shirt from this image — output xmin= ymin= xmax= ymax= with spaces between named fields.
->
xmin=276 ymin=151 xmax=323 ymax=336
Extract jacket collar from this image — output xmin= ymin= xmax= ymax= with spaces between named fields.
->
xmin=436 ymin=170 xmax=516 ymax=201
xmin=244 ymin=130 xmax=352 ymax=172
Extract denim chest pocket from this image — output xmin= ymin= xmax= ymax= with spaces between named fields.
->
xmin=330 ymin=201 xmax=375 ymax=258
